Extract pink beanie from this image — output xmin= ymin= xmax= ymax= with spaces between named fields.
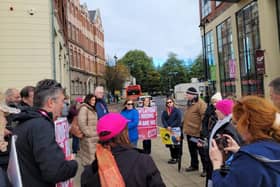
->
xmin=75 ymin=97 xmax=84 ymax=103
xmin=215 ymin=99 xmax=234 ymax=116
xmin=97 ymin=113 xmax=128 ymax=141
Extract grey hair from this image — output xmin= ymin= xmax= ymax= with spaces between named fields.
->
xmin=33 ymin=79 xmax=63 ymax=108
xmin=4 ymin=88 xmax=18 ymax=97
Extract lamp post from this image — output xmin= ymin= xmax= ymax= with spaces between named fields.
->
xmin=199 ymin=19 xmax=210 ymax=104
xmin=168 ymin=71 xmax=178 ymax=96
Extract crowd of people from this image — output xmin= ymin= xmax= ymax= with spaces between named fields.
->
xmin=0 ymin=76 xmax=280 ymax=187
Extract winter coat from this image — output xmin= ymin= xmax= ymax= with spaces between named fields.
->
xmin=206 ymin=114 xmax=242 ymax=185
xmin=95 ymin=99 xmax=108 ymax=119
xmin=13 ymin=108 xmax=78 ymax=187
xmin=212 ymin=140 xmax=280 ymax=187
xmin=183 ymin=99 xmax=206 ymax=137
xmin=81 ymin=145 xmax=166 ymax=187
xmin=161 ymin=107 xmax=182 ymax=128
xmin=121 ymin=108 xmax=139 ymax=142
xmin=78 ymin=104 xmax=98 ymax=166
xmin=200 ymin=104 xmax=217 ymax=139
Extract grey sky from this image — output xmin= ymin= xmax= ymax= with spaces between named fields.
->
xmin=82 ymin=0 xmax=202 ymax=64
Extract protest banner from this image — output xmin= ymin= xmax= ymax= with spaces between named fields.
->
xmin=137 ymin=106 xmax=157 ymax=140
xmin=159 ymin=127 xmax=181 ymax=145
xmin=54 ymin=117 xmax=73 ymax=187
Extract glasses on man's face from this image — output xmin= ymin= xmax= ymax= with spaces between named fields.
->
xmin=126 ymin=103 xmax=133 ymax=106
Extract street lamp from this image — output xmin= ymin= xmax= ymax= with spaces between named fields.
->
xmin=168 ymin=71 xmax=178 ymax=92
xmin=199 ymin=19 xmax=210 ymax=104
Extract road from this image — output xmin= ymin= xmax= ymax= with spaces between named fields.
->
xmin=73 ymin=96 xmax=205 ymax=187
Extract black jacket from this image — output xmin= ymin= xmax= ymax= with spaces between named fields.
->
xmin=200 ymin=104 xmax=217 ymax=139
xmin=13 ymin=108 xmax=78 ymax=187
xmin=81 ymin=145 xmax=166 ymax=187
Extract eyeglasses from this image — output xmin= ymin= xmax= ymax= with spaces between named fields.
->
xmin=126 ymin=103 xmax=134 ymax=106
xmin=166 ymin=101 xmax=172 ymax=104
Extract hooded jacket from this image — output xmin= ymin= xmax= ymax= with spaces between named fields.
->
xmin=81 ymin=145 xmax=166 ymax=187
xmin=212 ymin=140 xmax=280 ymax=187
xmin=13 ymin=108 xmax=78 ymax=187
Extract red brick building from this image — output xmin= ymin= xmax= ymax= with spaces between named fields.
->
xmin=66 ymin=0 xmax=105 ymax=99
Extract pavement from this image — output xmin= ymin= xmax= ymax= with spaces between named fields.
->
xmin=73 ymin=102 xmax=205 ymax=187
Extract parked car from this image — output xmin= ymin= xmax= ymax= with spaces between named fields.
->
xmin=137 ymin=95 xmax=156 ymax=107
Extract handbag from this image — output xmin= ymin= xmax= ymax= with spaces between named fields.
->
xmin=69 ymin=116 xmax=84 ymax=138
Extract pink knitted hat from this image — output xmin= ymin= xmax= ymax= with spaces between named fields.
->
xmin=215 ymin=99 xmax=234 ymax=116
xmin=75 ymin=97 xmax=84 ymax=103
xmin=97 ymin=113 xmax=128 ymax=141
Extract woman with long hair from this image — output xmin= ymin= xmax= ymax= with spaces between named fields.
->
xmin=78 ymin=94 xmax=98 ymax=166
xmin=120 ymin=99 xmax=139 ymax=147
xmin=210 ymin=96 xmax=280 ymax=186
xmin=81 ymin=113 xmax=166 ymax=187
xmin=141 ymin=97 xmax=155 ymax=154
xmin=161 ymin=97 xmax=182 ymax=164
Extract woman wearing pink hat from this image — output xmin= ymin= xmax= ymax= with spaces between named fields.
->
xmin=81 ymin=113 xmax=166 ymax=187
xmin=206 ymin=99 xmax=242 ymax=187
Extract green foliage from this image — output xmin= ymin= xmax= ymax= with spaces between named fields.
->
xmin=103 ymin=63 xmax=129 ymax=94
xmin=118 ymin=50 xmax=157 ymax=92
xmin=159 ymin=53 xmax=189 ymax=92
xmin=189 ymin=54 xmax=204 ymax=81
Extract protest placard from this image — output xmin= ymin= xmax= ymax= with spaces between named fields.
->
xmin=137 ymin=107 xmax=157 ymax=140
xmin=54 ymin=117 xmax=73 ymax=187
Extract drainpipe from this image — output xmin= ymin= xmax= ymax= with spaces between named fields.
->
xmin=50 ymin=0 xmax=56 ymax=80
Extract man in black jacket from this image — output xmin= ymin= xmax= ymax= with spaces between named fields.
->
xmin=13 ymin=79 xmax=78 ymax=187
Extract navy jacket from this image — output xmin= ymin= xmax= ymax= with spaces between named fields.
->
xmin=212 ymin=140 xmax=280 ymax=187
xmin=13 ymin=109 xmax=78 ymax=187
xmin=95 ymin=99 xmax=109 ymax=119
xmin=161 ymin=107 xmax=182 ymax=128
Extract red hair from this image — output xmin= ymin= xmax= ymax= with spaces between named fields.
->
xmin=233 ymin=96 xmax=280 ymax=143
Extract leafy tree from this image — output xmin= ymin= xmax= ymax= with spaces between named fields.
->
xmin=103 ymin=63 xmax=129 ymax=95
xmin=159 ymin=53 xmax=189 ymax=92
xmin=118 ymin=50 xmax=155 ymax=92
xmin=189 ymin=54 xmax=204 ymax=81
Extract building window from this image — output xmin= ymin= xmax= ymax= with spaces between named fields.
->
xmin=205 ymin=31 xmax=216 ymax=94
xmin=71 ymin=81 xmax=75 ymax=95
xmin=201 ymin=0 xmax=211 ymax=18
xmin=216 ymin=1 xmax=221 ymax=7
xmin=237 ymin=2 xmax=263 ymax=96
xmin=69 ymin=48 xmax=73 ymax=66
xmin=217 ymin=18 xmax=236 ymax=97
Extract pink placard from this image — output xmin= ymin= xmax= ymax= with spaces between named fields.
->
xmin=137 ymin=107 xmax=157 ymax=140
xmin=55 ymin=118 xmax=73 ymax=187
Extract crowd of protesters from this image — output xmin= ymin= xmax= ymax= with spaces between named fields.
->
xmin=1 ymin=76 xmax=280 ymax=186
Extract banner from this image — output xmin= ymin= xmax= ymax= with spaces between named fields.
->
xmin=159 ymin=127 xmax=181 ymax=145
xmin=137 ymin=107 xmax=157 ymax=140
xmin=54 ymin=118 xmax=73 ymax=187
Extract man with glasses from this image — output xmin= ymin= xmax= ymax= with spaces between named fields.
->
xmin=13 ymin=79 xmax=78 ymax=186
